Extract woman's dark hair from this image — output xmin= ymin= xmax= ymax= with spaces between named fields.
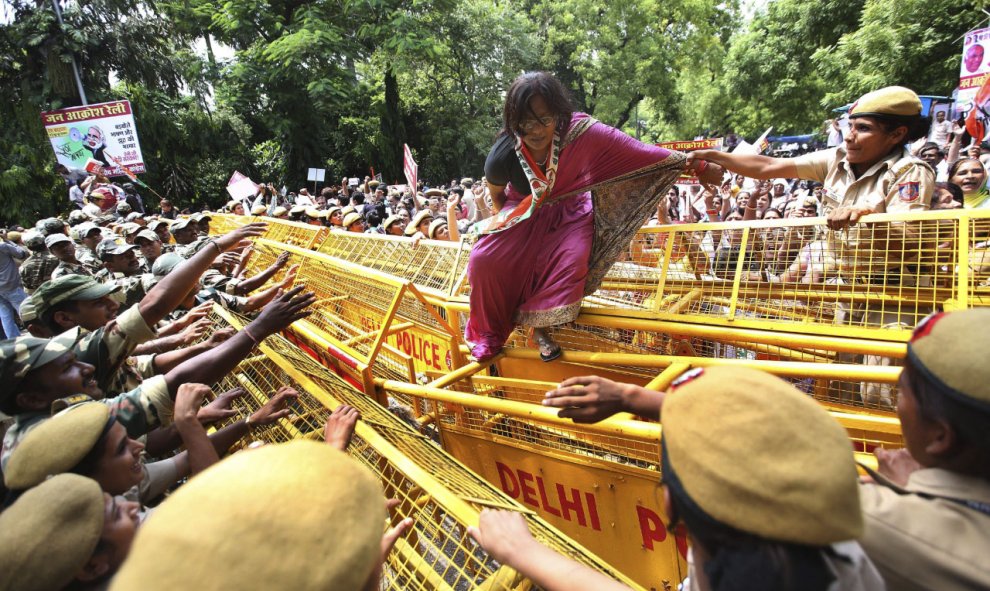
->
xmin=662 ymin=447 xmax=835 ymax=591
xmin=933 ymin=182 xmax=964 ymax=207
xmin=761 ymin=207 xmax=784 ymax=220
xmin=868 ymin=114 xmax=931 ymax=143
xmin=501 ymin=72 xmax=574 ymax=138
xmin=948 ymin=157 xmax=985 ymax=181
xmin=902 ymin=358 xmax=990 ymax=479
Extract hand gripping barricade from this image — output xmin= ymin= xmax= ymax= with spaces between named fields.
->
xmin=210 ymin=208 xmax=990 ymax=588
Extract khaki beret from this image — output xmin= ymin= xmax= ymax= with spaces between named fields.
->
xmin=111 ymin=440 xmax=386 ymax=591
xmin=5 ymin=403 xmax=111 ymax=490
xmin=662 ymin=367 xmax=861 ymax=546
xmin=849 ymin=86 xmax=922 ymax=119
xmin=250 ymin=204 xmax=267 ymax=215
xmin=907 ymin=309 xmax=990 ymax=411
xmin=405 ymin=210 xmax=433 ymax=236
xmin=342 ymin=212 xmax=364 ymax=228
xmin=0 ymin=474 xmax=105 ymax=591
xmin=271 ymin=206 xmax=288 ymax=217
xmin=428 ymin=218 xmax=448 ymax=239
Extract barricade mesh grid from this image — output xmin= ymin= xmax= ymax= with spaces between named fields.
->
xmin=317 ymin=231 xmax=469 ymax=294
xmin=205 ymin=307 xmax=640 ymax=590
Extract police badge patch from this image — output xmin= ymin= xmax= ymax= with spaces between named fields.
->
xmin=898 ymin=181 xmax=920 ymax=202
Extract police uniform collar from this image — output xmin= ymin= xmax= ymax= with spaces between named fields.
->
xmin=835 ymin=145 xmax=909 ymax=181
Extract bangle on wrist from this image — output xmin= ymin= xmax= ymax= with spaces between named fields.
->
xmin=694 ymin=159 xmax=708 ymax=174
xmin=210 ymin=239 xmax=222 ymax=256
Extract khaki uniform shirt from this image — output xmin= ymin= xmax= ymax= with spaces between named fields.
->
xmin=859 ymin=468 xmax=990 ymax=591
xmin=794 ymin=146 xmax=934 ymax=275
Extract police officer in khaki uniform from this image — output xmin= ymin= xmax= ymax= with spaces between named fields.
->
xmin=690 ymin=86 xmax=934 ymax=279
xmin=858 ymin=308 xmax=990 ymax=590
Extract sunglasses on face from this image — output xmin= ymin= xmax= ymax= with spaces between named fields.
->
xmin=517 ymin=116 xmax=556 ymax=133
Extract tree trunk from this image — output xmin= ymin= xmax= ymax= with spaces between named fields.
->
xmin=380 ymin=65 xmax=406 ymax=182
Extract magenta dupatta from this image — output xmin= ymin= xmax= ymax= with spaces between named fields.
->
xmin=465 ymin=113 xmax=685 ymax=360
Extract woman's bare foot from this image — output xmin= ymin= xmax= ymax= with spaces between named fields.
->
xmin=324 ymin=404 xmax=360 ymax=451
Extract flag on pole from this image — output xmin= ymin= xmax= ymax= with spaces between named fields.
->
xmin=403 ymin=144 xmax=418 ymax=193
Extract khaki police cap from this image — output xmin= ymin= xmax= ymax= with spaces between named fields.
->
xmin=428 ymin=218 xmax=448 ymax=239
xmin=325 ymin=206 xmax=342 ymax=220
xmin=368 ymin=180 xmax=381 ymax=189
xmin=34 ymin=275 xmax=120 ymax=316
xmin=250 ymin=204 xmax=267 ymax=215
xmin=271 ymin=206 xmax=288 ymax=217
xmin=662 ymin=366 xmax=861 ymax=546
xmin=304 ymin=207 xmax=325 ymax=219
xmin=110 ymin=440 xmax=386 ymax=591
xmin=424 ymin=188 xmax=444 ymax=197
xmin=382 ymin=215 xmax=402 ymax=231
xmin=907 ymin=309 xmax=990 ymax=412
xmin=405 ymin=210 xmax=433 ymax=236
xmin=340 ymin=205 xmax=355 ymax=216
xmin=5 ymin=403 xmax=111 ymax=490
xmin=289 ymin=205 xmax=306 ymax=215
xmin=460 ymin=177 xmax=474 ymax=187
xmin=116 ymin=201 xmax=132 ymax=213
xmin=848 ymin=86 xmax=922 ymax=119
xmin=0 ymin=473 xmax=105 ymax=591
xmin=0 ymin=330 xmax=83 ymax=408
xmin=225 ymin=200 xmax=240 ymax=210
xmin=342 ymin=212 xmax=364 ymax=228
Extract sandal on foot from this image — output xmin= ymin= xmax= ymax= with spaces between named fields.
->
xmin=533 ymin=331 xmax=562 ymax=362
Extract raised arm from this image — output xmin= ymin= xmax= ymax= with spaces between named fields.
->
xmin=163 ymin=286 xmax=315 ymax=395
xmin=139 ymin=223 xmax=267 ymax=326
xmin=234 ymin=251 xmax=289 ymax=295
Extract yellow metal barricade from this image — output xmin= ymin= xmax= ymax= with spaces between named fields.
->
xmin=206 ymin=305 xmax=643 ymax=590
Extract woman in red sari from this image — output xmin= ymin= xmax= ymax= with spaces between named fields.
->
xmin=465 ymin=72 xmax=722 ymax=362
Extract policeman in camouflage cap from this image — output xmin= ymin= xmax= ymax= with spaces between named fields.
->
xmin=37 ymin=217 xmax=67 ymax=237
xmin=17 ymin=230 xmax=59 ymax=293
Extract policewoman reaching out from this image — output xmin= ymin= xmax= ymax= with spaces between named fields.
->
xmin=690 ymin=86 xmax=934 ymax=231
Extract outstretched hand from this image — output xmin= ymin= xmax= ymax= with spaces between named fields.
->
xmin=467 ymin=509 xmax=536 ymax=565
xmin=542 ymin=376 xmax=630 ymax=423
xmin=197 ymin=387 xmax=246 ymax=425
xmin=248 ymin=385 xmax=299 ymax=426
xmin=215 ymin=222 xmax=268 ymax=251
xmin=250 ymin=285 xmax=316 ymax=335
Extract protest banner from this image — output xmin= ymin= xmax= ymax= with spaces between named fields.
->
xmin=657 ymin=138 xmax=723 ymax=186
xmin=41 ymin=100 xmax=145 ymax=177
xmin=958 ymin=27 xmax=990 ymax=111
xmin=227 ymin=171 xmax=259 ymax=201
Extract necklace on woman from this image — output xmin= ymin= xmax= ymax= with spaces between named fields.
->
xmin=535 ymin=152 xmax=549 ymax=166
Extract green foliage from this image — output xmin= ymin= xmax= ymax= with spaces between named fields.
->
xmin=0 ymin=0 xmax=980 ymax=227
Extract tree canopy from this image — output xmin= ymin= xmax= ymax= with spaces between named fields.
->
xmin=0 ymin=0 xmax=983 ymax=224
